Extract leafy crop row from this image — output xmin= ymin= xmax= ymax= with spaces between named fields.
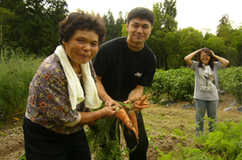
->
xmin=147 ymin=67 xmax=195 ymax=104
xmin=218 ymin=67 xmax=242 ymax=104
xmin=0 ymin=49 xmax=241 ymax=119
xmin=158 ymin=120 xmax=242 ymax=159
xmin=148 ymin=66 xmax=242 ymax=105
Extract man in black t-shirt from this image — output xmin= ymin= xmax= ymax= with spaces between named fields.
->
xmin=93 ymin=7 xmax=157 ymax=160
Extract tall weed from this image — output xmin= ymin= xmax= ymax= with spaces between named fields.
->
xmin=0 ymin=47 xmax=43 ymax=118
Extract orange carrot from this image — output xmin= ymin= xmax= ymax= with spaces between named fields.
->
xmin=131 ymin=97 xmax=141 ymax=101
xmin=141 ymin=102 xmax=149 ymax=105
xmin=115 ymin=108 xmax=139 ymax=140
xmin=134 ymin=104 xmax=152 ymax=111
xmin=130 ymin=100 xmax=149 ymax=110
xmin=128 ymin=110 xmax=139 ymax=137
xmin=139 ymin=95 xmax=149 ymax=105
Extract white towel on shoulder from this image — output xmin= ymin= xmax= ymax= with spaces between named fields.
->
xmin=54 ymin=45 xmax=102 ymax=110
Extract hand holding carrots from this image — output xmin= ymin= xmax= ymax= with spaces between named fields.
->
xmin=114 ymin=95 xmax=152 ymax=142
xmin=104 ymin=98 xmax=121 ymax=108
xmin=100 ymin=105 xmax=117 ymax=118
xmin=129 ymin=95 xmax=152 ymax=111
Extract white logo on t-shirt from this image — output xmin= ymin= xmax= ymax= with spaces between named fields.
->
xmin=135 ymin=72 xmax=142 ymax=78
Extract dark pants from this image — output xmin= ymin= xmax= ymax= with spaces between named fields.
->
xmin=23 ymin=117 xmax=91 ymax=160
xmin=108 ymin=111 xmax=149 ymax=160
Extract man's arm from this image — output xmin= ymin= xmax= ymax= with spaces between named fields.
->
xmin=127 ymin=84 xmax=144 ymax=100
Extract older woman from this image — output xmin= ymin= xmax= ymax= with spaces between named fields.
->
xmin=23 ymin=11 xmax=117 ymax=160
xmin=184 ymin=48 xmax=229 ymax=137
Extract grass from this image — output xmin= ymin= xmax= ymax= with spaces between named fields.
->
xmin=0 ymin=47 xmax=44 ymax=120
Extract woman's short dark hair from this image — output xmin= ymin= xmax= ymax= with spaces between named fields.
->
xmin=198 ymin=48 xmax=215 ymax=70
xmin=59 ymin=10 xmax=106 ymax=45
xmin=127 ymin=7 xmax=155 ymax=26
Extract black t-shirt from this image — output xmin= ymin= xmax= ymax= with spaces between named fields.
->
xmin=93 ymin=37 xmax=157 ymax=101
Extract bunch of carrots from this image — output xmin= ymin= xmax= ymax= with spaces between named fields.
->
xmin=86 ymin=95 xmax=152 ymax=159
xmin=114 ymin=95 xmax=152 ymax=142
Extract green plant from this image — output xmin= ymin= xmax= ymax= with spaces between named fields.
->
xmin=218 ymin=67 xmax=242 ymax=104
xmin=157 ymin=148 xmax=172 ymax=160
xmin=195 ymin=120 xmax=242 ymax=159
xmin=18 ymin=153 xmax=26 ymax=160
xmin=148 ymin=67 xmax=195 ymax=104
xmin=0 ymin=47 xmax=44 ymax=118
xmin=147 ymin=67 xmax=241 ymax=106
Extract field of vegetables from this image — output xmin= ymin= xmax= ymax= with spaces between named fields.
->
xmin=0 ymin=53 xmax=241 ymax=159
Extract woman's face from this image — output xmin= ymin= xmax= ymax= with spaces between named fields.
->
xmin=200 ymin=51 xmax=210 ymax=65
xmin=62 ymin=29 xmax=99 ymax=67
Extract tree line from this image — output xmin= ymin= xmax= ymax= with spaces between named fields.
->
xmin=0 ymin=0 xmax=241 ymax=69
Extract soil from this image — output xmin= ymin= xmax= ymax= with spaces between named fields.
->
xmin=0 ymin=93 xmax=241 ymax=160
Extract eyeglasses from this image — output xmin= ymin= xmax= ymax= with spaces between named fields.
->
xmin=201 ymin=55 xmax=210 ymax=58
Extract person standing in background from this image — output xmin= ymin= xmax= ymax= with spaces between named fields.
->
xmin=184 ymin=48 xmax=229 ymax=137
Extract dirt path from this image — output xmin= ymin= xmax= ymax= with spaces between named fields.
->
xmin=0 ymin=93 xmax=241 ymax=160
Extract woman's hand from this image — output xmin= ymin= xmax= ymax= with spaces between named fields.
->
xmin=101 ymin=105 xmax=117 ymax=118
xmin=209 ymin=49 xmax=230 ymax=68
xmin=210 ymin=49 xmax=216 ymax=57
xmin=184 ymin=47 xmax=207 ymax=66
xmin=78 ymin=105 xmax=117 ymax=125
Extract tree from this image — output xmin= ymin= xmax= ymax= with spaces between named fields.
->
xmin=121 ymin=23 xmax=128 ymax=37
xmin=216 ymin=14 xmax=232 ymax=46
xmin=162 ymin=0 xmax=177 ymax=33
xmin=164 ymin=31 xmax=180 ymax=69
xmin=146 ymin=35 xmax=164 ymax=69
xmin=151 ymin=0 xmax=177 ymax=70
xmin=206 ymin=37 xmax=226 ymax=56
xmin=102 ymin=9 xmax=116 ymax=41
xmin=179 ymin=27 xmax=204 ymax=66
xmin=0 ymin=7 xmax=14 ymax=62
xmin=2 ymin=0 xmax=68 ymax=55
xmin=115 ymin=11 xmax=125 ymax=37
xmin=228 ymin=28 xmax=242 ymax=66
xmin=0 ymin=0 xmax=26 ymax=49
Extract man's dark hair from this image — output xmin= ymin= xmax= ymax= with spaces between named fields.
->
xmin=127 ymin=7 xmax=155 ymax=26
xmin=59 ymin=10 xmax=106 ymax=45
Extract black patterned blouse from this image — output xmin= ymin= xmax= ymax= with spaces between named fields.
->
xmin=25 ymin=53 xmax=97 ymax=134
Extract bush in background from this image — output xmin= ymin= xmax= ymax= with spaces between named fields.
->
xmin=218 ymin=67 xmax=242 ymax=104
xmin=147 ymin=66 xmax=242 ymax=105
xmin=147 ymin=67 xmax=195 ymax=104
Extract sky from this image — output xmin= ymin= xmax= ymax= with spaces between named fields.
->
xmin=65 ymin=0 xmax=242 ymax=35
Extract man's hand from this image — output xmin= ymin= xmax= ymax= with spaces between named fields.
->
xmin=104 ymin=99 xmax=120 ymax=107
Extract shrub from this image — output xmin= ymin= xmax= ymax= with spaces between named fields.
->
xmin=148 ymin=67 xmax=194 ymax=104
xmin=218 ymin=67 xmax=242 ymax=104
xmin=147 ymin=66 xmax=241 ymax=105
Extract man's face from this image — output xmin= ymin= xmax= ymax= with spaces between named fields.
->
xmin=126 ymin=18 xmax=153 ymax=45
